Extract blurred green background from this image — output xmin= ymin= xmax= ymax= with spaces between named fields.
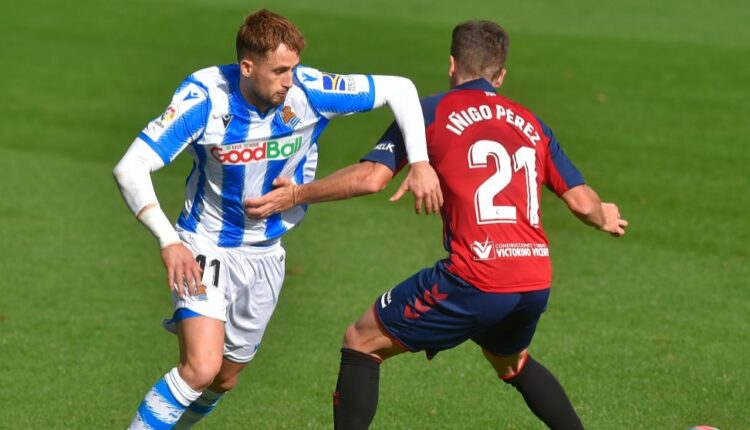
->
xmin=1 ymin=0 xmax=748 ymax=428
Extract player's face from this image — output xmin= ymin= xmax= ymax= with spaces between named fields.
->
xmin=240 ymin=43 xmax=300 ymax=112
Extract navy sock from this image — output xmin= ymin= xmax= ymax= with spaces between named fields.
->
xmin=504 ymin=356 xmax=584 ymax=430
xmin=333 ymin=348 xmax=381 ymax=430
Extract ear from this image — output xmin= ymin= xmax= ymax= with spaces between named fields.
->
xmin=448 ymin=55 xmax=456 ymax=78
xmin=239 ymin=58 xmax=254 ymax=78
xmin=492 ymin=68 xmax=507 ymax=88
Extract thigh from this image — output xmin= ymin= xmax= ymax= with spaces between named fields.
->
xmin=374 ymin=262 xmax=522 ymax=359
xmin=178 ymin=316 xmax=226 ymax=367
xmin=471 ymin=288 xmax=550 ymax=355
xmin=223 ymin=245 xmax=286 ymax=363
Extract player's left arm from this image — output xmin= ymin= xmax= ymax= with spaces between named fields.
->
xmin=561 ymin=185 xmax=628 ymax=237
xmin=539 ymin=117 xmax=628 ymax=237
xmin=244 ymin=162 xmax=393 ymax=219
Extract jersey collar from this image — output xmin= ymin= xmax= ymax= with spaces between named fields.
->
xmin=453 ymin=78 xmax=496 ymax=93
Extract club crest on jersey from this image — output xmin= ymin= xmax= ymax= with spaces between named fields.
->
xmin=210 ymin=136 xmax=303 ymax=165
xmin=322 ymin=73 xmax=356 ymax=92
xmin=281 ymin=106 xmax=301 ymax=127
xmin=471 ymin=238 xmax=496 ymax=260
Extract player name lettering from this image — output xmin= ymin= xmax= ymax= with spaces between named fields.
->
xmin=211 ymin=136 xmax=303 ymax=165
xmin=446 ymin=104 xmax=541 ymax=146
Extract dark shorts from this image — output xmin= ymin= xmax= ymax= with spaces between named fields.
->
xmin=374 ymin=261 xmax=550 ymax=358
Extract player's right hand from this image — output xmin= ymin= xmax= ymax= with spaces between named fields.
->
xmin=160 ymin=243 xmax=202 ymax=298
xmin=599 ymin=202 xmax=629 ymax=237
xmin=390 ymin=161 xmax=443 ymax=215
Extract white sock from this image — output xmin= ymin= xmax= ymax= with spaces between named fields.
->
xmin=128 ymin=368 xmax=202 ymax=430
xmin=174 ymin=389 xmax=225 ymax=429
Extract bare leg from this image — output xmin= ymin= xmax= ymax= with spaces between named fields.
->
xmin=177 ymin=316 xmax=226 ymax=391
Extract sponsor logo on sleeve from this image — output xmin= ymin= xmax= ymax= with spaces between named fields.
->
xmin=154 ymin=105 xmax=177 ymax=129
xmin=373 ymin=141 xmax=395 ymax=152
xmin=321 ymin=73 xmax=357 ymax=92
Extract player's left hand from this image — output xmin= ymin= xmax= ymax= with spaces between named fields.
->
xmin=390 ymin=161 xmax=443 ymax=215
xmin=244 ymin=176 xmax=300 ymax=219
xmin=600 ymin=202 xmax=629 ymax=237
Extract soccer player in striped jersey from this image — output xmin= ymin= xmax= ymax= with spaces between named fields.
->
xmin=113 ymin=9 xmax=442 ymax=430
xmin=245 ymin=20 xmax=629 ymax=429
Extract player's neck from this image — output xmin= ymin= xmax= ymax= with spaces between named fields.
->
xmin=239 ymin=81 xmax=274 ymax=115
xmin=451 ymin=73 xmax=500 ymax=89
xmin=451 ymin=74 xmax=482 ymax=88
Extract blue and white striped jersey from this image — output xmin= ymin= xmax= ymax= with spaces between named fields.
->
xmin=136 ymin=64 xmax=384 ymax=247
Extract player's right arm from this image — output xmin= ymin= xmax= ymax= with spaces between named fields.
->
xmin=245 ymin=162 xmax=393 ymax=218
xmin=112 ymin=79 xmax=210 ymax=296
xmin=244 ymin=116 xmax=408 ymax=218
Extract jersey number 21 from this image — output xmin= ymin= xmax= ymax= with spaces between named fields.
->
xmin=468 ymin=140 xmax=539 ymax=227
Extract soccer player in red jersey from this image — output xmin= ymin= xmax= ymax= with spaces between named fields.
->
xmin=246 ymin=20 xmax=628 ymax=429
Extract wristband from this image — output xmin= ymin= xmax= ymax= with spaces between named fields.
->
xmin=138 ymin=205 xmax=181 ymax=248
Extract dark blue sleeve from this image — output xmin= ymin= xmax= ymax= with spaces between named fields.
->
xmin=536 ymin=116 xmax=585 ymax=191
xmin=360 ymin=93 xmax=444 ymax=172
xmin=360 ymin=121 xmax=407 ymax=172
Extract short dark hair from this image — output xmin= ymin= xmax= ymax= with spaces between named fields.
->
xmin=450 ymin=20 xmax=509 ymax=81
xmin=236 ymin=9 xmax=306 ymax=62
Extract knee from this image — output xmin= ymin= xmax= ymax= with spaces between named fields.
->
xmin=484 ymin=349 xmax=528 ymax=380
xmin=179 ymin=357 xmax=223 ymax=391
xmin=342 ymin=323 xmax=366 ymax=351
xmin=341 ymin=324 xmax=358 ymax=349
xmin=210 ymin=372 xmax=240 ymax=393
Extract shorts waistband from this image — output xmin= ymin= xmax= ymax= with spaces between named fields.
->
xmin=176 ymin=228 xmax=282 ymax=255
xmin=232 ymin=238 xmax=282 ymax=255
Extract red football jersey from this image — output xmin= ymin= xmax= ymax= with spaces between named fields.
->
xmin=364 ymin=79 xmax=584 ymax=293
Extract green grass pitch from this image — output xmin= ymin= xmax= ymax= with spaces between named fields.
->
xmin=1 ymin=0 xmax=748 ymax=428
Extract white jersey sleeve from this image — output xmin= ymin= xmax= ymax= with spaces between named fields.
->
xmin=138 ymin=79 xmax=211 ymax=165
xmin=113 ymin=77 xmax=213 ymax=247
xmin=295 ymin=66 xmax=428 ymax=163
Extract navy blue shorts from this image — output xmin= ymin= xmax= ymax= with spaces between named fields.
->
xmin=374 ymin=261 xmax=550 ymax=358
